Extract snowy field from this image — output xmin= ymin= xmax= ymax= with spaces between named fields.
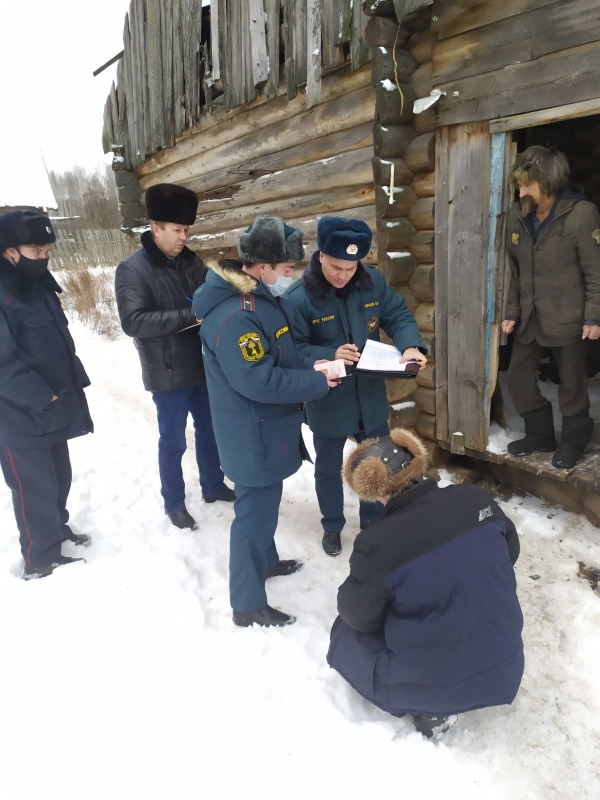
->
xmin=1 ymin=321 xmax=600 ymax=800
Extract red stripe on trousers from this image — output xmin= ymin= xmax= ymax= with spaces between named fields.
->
xmin=5 ymin=447 xmax=35 ymax=567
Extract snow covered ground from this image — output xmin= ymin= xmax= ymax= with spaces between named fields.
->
xmin=1 ymin=321 xmax=600 ymax=800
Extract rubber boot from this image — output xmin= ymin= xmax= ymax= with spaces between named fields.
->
xmin=507 ymin=403 xmax=557 ymax=456
xmin=552 ymin=414 xmax=594 ymax=469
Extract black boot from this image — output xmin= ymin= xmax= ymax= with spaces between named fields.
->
xmin=167 ymin=509 xmax=198 ymax=530
xmin=203 ymin=486 xmax=236 ymax=503
xmin=507 ymin=403 xmax=557 ymax=456
xmin=552 ymin=414 xmax=594 ymax=469
xmin=412 ymin=714 xmax=458 ymax=741
xmin=267 ymin=559 xmax=304 ymax=578
xmin=232 ymin=605 xmax=296 ymax=627
xmin=63 ymin=526 xmax=92 ymax=547
xmin=23 ymin=555 xmax=86 ymax=581
xmin=322 ymin=531 xmax=342 ymax=556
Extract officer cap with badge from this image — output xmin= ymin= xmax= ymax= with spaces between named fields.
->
xmin=316 ymin=216 xmax=372 ymax=261
xmin=0 ymin=210 xmax=56 ymax=252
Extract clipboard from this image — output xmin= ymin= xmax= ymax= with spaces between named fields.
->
xmin=352 ymin=361 xmax=419 ymax=379
xmin=352 ymin=340 xmax=420 ymax=379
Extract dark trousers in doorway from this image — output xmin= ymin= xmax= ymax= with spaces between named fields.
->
xmin=507 ymin=338 xmax=590 ymax=418
xmin=0 ymin=441 xmax=72 ymax=568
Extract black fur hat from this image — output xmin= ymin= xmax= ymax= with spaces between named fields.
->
xmin=238 ymin=215 xmax=304 ymax=264
xmin=145 ymin=183 xmax=198 ymax=225
xmin=343 ymin=428 xmax=429 ymax=501
xmin=317 ymin=216 xmax=372 ymax=261
xmin=0 ymin=210 xmax=56 ymax=252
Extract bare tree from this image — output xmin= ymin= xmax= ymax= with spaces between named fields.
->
xmin=48 ymin=164 xmax=120 ymax=229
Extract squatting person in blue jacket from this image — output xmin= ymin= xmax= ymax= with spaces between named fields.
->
xmin=0 ymin=211 xmax=94 ymax=579
xmin=285 ymin=217 xmax=427 ymax=557
xmin=193 ymin=216 xmax=338 ymax=628
xmin=327 ymin=428 xmax=524 ymax=741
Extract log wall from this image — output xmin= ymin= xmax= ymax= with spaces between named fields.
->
xmin=365 ymin=0 xmax=436 ymax=441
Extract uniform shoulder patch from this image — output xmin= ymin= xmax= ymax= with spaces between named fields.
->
xmin=592 ymin=227 xmax=600 ymax=246
xmin=238 ymin=331 xmax=264 ymax=362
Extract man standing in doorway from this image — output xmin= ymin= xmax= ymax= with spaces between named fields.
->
xmin=502 ymin=146 xmax=600 ymax=469
xmin=115 ymin=184 xmax=233 ymax=531
xmin=285 ymin=216 xmax=427 ymax=556
xmin=0 ymin=210 xmax=93 ymax=579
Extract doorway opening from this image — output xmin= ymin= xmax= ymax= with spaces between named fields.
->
xmin=494 ymin=114 xmax=600 ymax=462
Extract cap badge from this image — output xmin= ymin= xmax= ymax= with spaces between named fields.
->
xmin=346 ymin=243 xmax=359 ymax=255
xmin=46 ymin=226 xmax=52 ymax=234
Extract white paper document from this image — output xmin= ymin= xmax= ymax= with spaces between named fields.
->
xmin=355 ymin=339 xmax=416 ymax=373
xmin=314 ymin=359 xmax=347 ymax=379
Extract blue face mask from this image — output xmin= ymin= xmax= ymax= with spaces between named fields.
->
xmin=265 ymin=274 xmax=293 ymax=297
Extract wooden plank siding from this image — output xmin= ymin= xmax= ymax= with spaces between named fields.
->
xmin=431 ymin=0 xmax=600 ymax=127
xmin=435 ymin=121 xmax=491 ymax=452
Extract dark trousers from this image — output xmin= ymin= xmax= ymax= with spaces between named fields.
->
xmin=313 ymin=421 xmax=389 ymax=534
xmin=152 ymin=384 xmax=226 ymax=513
xmin=508 ymin=338 xmax=590 ymax=418
xmin=229 ymin=482 xmax=282 ymax=612
xmin=0 ymin=441 xmax=72 ymax=568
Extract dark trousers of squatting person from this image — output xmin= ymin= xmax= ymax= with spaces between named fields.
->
xmin=152 ymin=383 xmax=227 ymax=513
xmin=508 ymin=338 xmax=590 ymax=417
xmin=313 ymin=421 xmax=390 ymax=533
xmin=229 ymin=482 xmax=283 ymax=612
xmin=0 ymin=441 xmax=72 ymax=569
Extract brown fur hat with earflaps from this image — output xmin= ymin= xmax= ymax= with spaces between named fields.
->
xmin=343 ymin=428 xmax=429 ymax=502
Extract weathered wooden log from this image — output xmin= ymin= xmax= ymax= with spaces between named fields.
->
xmin=413 ymin=107 xmax=437 ymax=135
xmin=386 ymin=377 xmax=418 ymax=404
xmin=415 ymin=412 xmax=436 ymax=441
xmin=362 ymin=0 xmax=398 ymax=19
xmin=408 ymin=197 xmax=435 ymax=230
xmin=410 ymin=60 xmax=433 ymax=99
xmin=365 ymin=16 xmax=408 ymax=47
xmin=377 ymin=217 xmax=417 ymax=249
xmin=404 ymin=132 xmax=435 ymax=173
xmin=420 ymin=331 xmax=435 ymax=361
xmin=375 ymin=82 xmax=417 ymax=125
xmin=189 ymin=204 xmax=378 ymax=259
xmin=372 ymin=156 xmax=412 ymax=188
xmin=408 ymin=29 xmax=432 ymax=64
xmin=395 ymin=285 xmax=419 ymax=313
xmin=378 ymin=250 xmax=418 ymax=285
xmin=414 ymin=385 xmax=436 ymax=416
xmin=191 ymin=147 xmax=374 ymax=217
xmin=413 ymin=301 xmax=434 ymax=332
xmin=142 ymin=85 xmax=376 ymax=189
xmin=376 ymin=185 xmax=418 ymax=219
xmin=416 ymin=362 xmax=435 ymax=389
xmin=138 ymin=64 xmax=372 ymax=177
xmin=409 ymin=263 xmax=434 ymax=301
xmin=373 ymin=124 xmax=415 ymax=158
xmin=193 ymin=185 xmax=375 ymax=238
xmin=389 ymin=401 xmax=421 ymax=429
xmin=409 ymin=230 xmax=434 ymax=262
xmin=371 ymin=48 xmax=417 ymax=84
xmin=192 ymin=123 xmax=374 ymax=198
xmin=411 ymin=170 xmax=435 ymax=198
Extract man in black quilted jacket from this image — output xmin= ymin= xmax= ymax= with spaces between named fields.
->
xmin=115 ymin=184 xmax=233 ymax=530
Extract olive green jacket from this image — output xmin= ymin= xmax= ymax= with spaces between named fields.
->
xmin=505 ymin=195 xmax=600 ymax=341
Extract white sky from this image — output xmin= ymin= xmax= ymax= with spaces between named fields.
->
xmin=0 ymin=0 xmax=170 ymax=208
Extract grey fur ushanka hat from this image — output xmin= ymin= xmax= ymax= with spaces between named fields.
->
xmin=343 ymin=428 xmax=429 ymax=501
xmin=238 ymin=215 xmax=304 ymax=264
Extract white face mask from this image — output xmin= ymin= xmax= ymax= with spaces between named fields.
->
xmin=265 ymin=274 xmax=293 ymax=297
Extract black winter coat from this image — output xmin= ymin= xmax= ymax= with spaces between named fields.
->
xmin=0 ymin=258 xmax=93 ymax=448
xmin=115 ymin=231 xmax=207 ymax=392
xmin=327 ymin=480 xmax=524 ymax=717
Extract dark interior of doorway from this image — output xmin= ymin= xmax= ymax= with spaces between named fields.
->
xmin=494 ymin=114 xmax=600 ymax=453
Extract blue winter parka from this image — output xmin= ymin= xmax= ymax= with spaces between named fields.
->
xmin=327 ymin=480 xmax=524 ymax=717
xmin=193 ymin=262 xmax=329 ymax=486
xmin=285 ymin=252 xmax=426 ymax=438
xmin=0 ymin=258 xmax=93 ymax=448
